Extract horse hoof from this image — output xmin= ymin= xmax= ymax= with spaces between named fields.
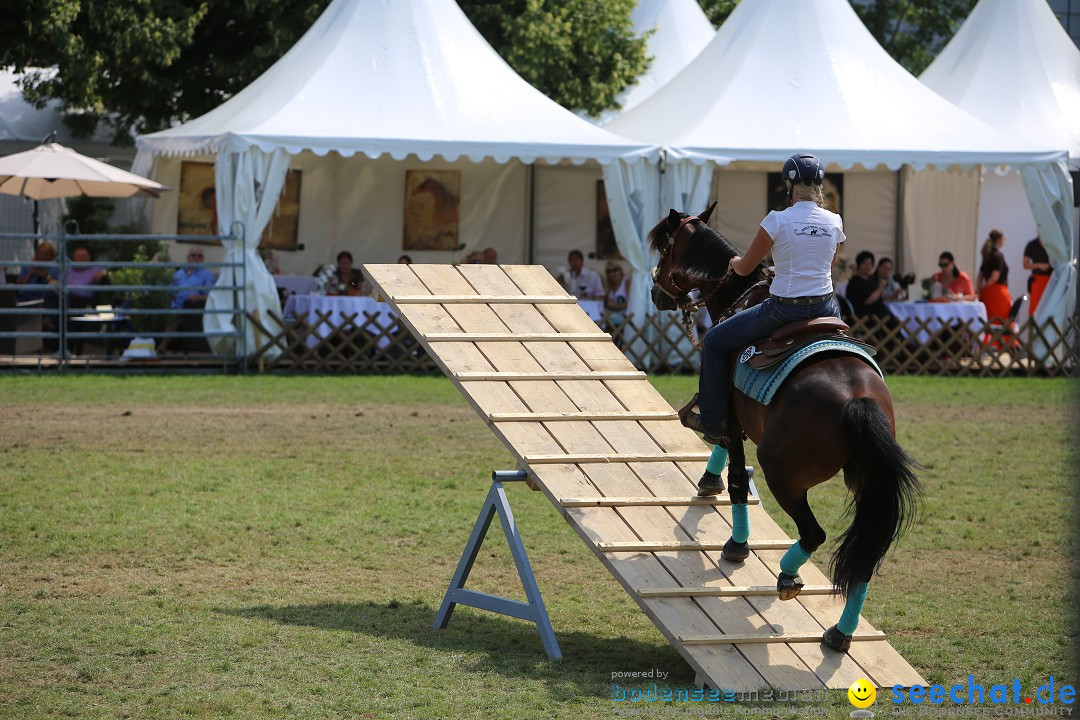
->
xmin=822 ymin=624 xmax=852 ymax=652
xmin=721 ymin=537 xmax=750 ymax=562
xmin=696 ymin=471 xmax=725 ymax=496
xmin=777 ymin=572 xmax=804 ymax=601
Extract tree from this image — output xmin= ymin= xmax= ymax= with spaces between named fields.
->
xmin=458 ymin=0 xmax=648 ymax=117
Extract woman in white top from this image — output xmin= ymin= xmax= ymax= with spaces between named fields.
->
xmin=694 ymin=153 xmax=844 ymax=444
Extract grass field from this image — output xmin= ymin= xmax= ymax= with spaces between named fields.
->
xmin=0 ymin=375 xmax=1075 ymax=719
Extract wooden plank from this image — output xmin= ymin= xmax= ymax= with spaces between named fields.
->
xmin=525 ymin=453 xmax=713 ymax=464
xmin=489 ymin=411 xmax=675 ymax=422
xmin=522 ymin=340 xmax=592 ymax=374
xmin=427 ymin=332 xmax=609 ymax=342
xmin=559 ymin=496 xmax=760 ymax=508
xmin=490 ymin=304 xmax=560 ymax=335
xmin=362 ymin=264 xmax=432 ymax=297
xmin=455 ymin=264 xmax=523 ymax=296
xmin=392 ymin=295 xmax=577 ymax=304
xmin=458 ymin=371 xmax=644 ymax=381
xmin=597 ymin=540 xmax=794 ymax=552
xmin=681 ymin=632 xmax=887 ymax=646
xmin=553 ymin=379 xmax=627 ymax=415
xmin=571 ymin=340 xmax=639 ymax=372
xmin=501 ymin=265 xmax=571 ymax=297
xmin=639 ymin=585 xmax=836 ymax=598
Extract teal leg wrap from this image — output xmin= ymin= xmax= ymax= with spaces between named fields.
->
xmin=706 ymin=445 xmax=728 ymax=475
xmin=730 ymin=503 xmax=749 ymax=543
xmin=779 ymin=540 xmax=813 ymax=575
xmin=837 ymin=581 xmax=869 ymax=636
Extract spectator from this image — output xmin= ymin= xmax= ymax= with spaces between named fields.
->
xmin=16 ymin=241 xmax=58 ymax=303
xmin=326 ymin=251 xmax=365 ymax=296
xmin=558 ymin=249 xmax=604 ymax=299
xmin=157 ymin=247 xmax=217 ymax=354
xmin=259 ymin=246 xmax=280 ymax=275
xmin=66 ymin=246 xmax=108 ymax=310
xmin=977 ymin=229 xmax=1012 ymax=324
xmin=603 ymin=260 xmax=630 ymax=346
xmin=931 ymin=251 xmax=975 ymax=300
xmin=1022 ymin=235 xmax=1051 ymax=314
xmin=397 ymin=255 xmax=412 ymax=264
xmin=844 ymin=251 xmax=894 ymax=319
xmin=482 ymin=248 xmax=498 ymax=265
xmin=874 ymin=257 xmax=907 ymax=301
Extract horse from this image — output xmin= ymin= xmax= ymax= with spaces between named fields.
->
xmin=647 ymin=203 xmax=921 ymax=652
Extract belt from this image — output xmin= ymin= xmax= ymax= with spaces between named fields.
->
xmin=771 ymin=292 xmax=833 ymax=306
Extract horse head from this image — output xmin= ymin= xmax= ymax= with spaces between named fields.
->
xmin=646 ymin=202 xmax=763 ymax=319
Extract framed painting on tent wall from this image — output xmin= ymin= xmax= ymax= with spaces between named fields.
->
xmin=595 ymin=180 xmax=621 ymax=260
xmin=767 ymin=172 xmax=843 ymax=216
xmin=403 ymin=169 xmax=460 ymax=251
xmin=177 ymin=161 xmax=302 ymax=251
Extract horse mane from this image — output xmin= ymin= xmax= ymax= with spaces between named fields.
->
xmin=645 ymin=213 xmax=744 ymax=284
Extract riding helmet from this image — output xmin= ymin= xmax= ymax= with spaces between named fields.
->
xmin=783 ymin=153 xmax=825 ymax=186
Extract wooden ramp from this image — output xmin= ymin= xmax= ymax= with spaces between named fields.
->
xmin=362 ymin=263 xmax=925 ymax=692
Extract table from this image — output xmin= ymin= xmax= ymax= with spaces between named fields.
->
xmin=283 ymin=294 xmax=398 ymax=348
xmin=886 ymin=300 xmax=987 ymax=344
xmin=577 ymin=299 xmax=604 ymax=322
xmin=275 ymin=274 xmax=317 ymax=297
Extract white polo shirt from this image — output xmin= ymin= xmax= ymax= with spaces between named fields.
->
xmin=760 ymin=201 xmax=845 ymax=298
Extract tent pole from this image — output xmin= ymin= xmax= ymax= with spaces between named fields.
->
xmin=894 ymin=168 xmax=904 ymax=272
xmin=526 ymin=163 xmax=536 ymax=264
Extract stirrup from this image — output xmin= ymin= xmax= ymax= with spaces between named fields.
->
xmin=677 ymin=397 xmax=727 ymax=446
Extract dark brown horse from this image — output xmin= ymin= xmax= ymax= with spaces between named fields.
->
xmin=648 ymin=204 xmax=920 ymax=651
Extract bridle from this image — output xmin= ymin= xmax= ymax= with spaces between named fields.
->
xmin=651 ymin=214 xmax=722 ymax=349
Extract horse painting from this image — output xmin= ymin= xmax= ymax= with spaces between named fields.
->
xmin=647 ymin=203 xmax=921 ymax=651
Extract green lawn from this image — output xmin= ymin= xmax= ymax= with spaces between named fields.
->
xmin=0 ymin=375 xmax=1074 ymax=719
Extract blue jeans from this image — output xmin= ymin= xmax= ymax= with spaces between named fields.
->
xmin=698 ymin=296 xmax=840 ymax=435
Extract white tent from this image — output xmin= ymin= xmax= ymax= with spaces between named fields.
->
xmin=133 ymin=0 xmax=659 ymax=356
xmin=592 ymin=0 xmax=714 ymax=125
xmin=920 ymin=0 xmax=1079 ymax=338
xmin=603 ymin=0 xmax=1072 ymax=358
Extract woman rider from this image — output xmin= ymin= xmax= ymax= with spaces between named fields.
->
xmin=681 ymin=153 xmax=845 ymax=459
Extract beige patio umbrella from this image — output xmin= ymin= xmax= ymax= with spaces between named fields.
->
xmin=0 ymin=141 xmax=167 ymax=200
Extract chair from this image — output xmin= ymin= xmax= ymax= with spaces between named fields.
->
xmin=984 ymin=294 xmax=1026 ymax=351
xmin=835 ymin=294 xmax=857 ymax=325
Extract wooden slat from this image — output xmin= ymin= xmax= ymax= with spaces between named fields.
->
xmin=559 ymin=496 xmax=759 ymax=507
xmin=524 ymin=452 xmax=713 ymax=464
xmin=458 ymin=371 xmax=645 ymax=381
xmin=597 ymin=540 xmax=793 ymax=552
xmin=638 ymin=585 xmax=836 ymax=598
xmin=391 ymin=295 xmax=577 ymax=304
xmin=426 ymin=332 xmax=609 ymax=342
xmin=680 ymin=632 xmax=887 ymax=645
xmin=490 ymin=411 xmax=675 ymax=422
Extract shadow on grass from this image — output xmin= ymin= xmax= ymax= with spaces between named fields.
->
xmin=219 ymin=599 xmax=689 ymax=701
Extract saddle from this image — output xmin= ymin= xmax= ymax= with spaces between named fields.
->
xmin=741 ymin=317 xmax=875 ymax=370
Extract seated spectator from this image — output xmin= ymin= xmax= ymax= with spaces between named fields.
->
xmin=558 ymin=249 xmax=604 ymax=299
xmin=66 ymin=246 xmax=109 ymax=310
xmin=874 ymin=257 xmax=907 ymax=301
xmin=845 ymin=251 xmax=894 ymax=319
xmin=603 ymin=260 xmax=630 ymax=347
xmin=397 ymin=255 xmax=412 ymax=264
xmin=482 ymin=247 xmax=498 ymax=264
xmin=158 ymin=247 xmax=217 ymax=354
xmin=931 ymin=252 xmax=975 ymax=300
xmin=16 ymin=241 xmax=58 ymax=303
xmin=326 ymin=251 xmax=365 ymax=296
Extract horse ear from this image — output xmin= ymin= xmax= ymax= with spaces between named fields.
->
xmin=667 ymin=208 xmax=681 ymax=225
xmin=699 ymin=201 xmax=718 ymax=225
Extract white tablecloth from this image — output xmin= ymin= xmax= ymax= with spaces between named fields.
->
xmin=283 ymin=295 xmax=398 ymax=348
xmin=577 ymin=299 xmax=604 ymax=322
xmin=275 ymin=275 xmax=317 ymax=297
xmin=886 ymin=301 xmax=987 ymax=344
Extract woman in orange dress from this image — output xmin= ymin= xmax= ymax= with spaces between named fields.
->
xmin=976 ymin=229 xmax=1012 ymax=323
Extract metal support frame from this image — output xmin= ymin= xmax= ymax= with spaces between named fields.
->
xmin=433 ymin=470 xmax=562 ymax=660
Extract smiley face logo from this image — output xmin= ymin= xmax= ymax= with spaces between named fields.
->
xmin=848 ymin=678 xmax=876 ymax=708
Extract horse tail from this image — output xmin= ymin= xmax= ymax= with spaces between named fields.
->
xmin=830 ymin=397 xmax=922 ymax=598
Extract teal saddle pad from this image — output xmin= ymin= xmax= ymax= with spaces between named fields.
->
xmin=733 ymin=338 xmax=883 ymax=406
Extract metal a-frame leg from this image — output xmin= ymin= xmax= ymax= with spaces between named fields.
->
xmin=433 ymin=470 xmax=562 ymax=660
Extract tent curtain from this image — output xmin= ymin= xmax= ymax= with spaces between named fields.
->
xmin=205 ymin=147 xmax=291 ymax=357
xmin=1020 ymin=160 xmax=1077 ymax=362
xmin=899 ymin=165 xmax=980 ymax=280
xmin=601 ymin=157 xmax=661 ymax=324
xmin=665 ymin=158 xmax=714 ymax=217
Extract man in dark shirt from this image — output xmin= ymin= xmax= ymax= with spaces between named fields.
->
xmin=1023 ymin=235 xmax=1052 ymax=313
